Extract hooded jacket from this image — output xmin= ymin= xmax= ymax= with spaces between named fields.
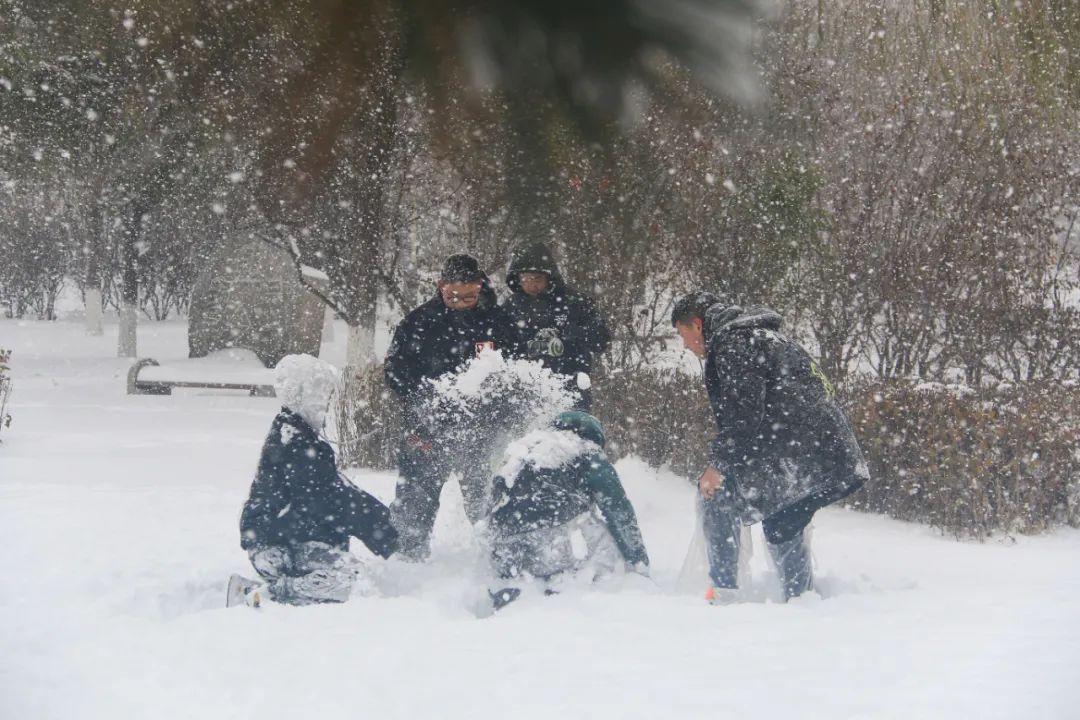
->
xmin=702 ymin=304 xmax=868 ymax=521
xmin=489 ymin=411 xmax=649 ymax=568
xmin=384 ymin=275 xmax=524 ymax=428
xmin=504 ymin=242 xmax=611 ymax=378
xmin=240 ymin=408 xmax=398 ymax=557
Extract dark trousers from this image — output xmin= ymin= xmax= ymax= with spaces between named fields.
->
xmin=390 ymin=435 xmax=491 ymax=561
xmin=701 ymin=493 xmax=814 ymax=600
xmin=490 ymin=511 xmax=619 ymax=583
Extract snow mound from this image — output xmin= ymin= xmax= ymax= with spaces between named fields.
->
xmin=424 ymin=349 xmax=577 ymax=439
xmin=497 ymin=428 xmax=599 ymax=488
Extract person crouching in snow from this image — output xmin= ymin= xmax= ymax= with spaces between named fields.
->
xmin=486 ymin=411 xmax=649 ymax=608
xmin=231 ymin=354 xmax=398 ymax=607
xmin=671 ymin=292 xmax=868 ymax=604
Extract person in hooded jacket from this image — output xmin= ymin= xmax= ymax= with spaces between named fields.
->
xmin=671 ymin=292 xmax=868 ymax=603
xmin=504 ymin=242 xmax=611 ymax=410
xmin=384 ymin=254 xmax=525 ymax=560
xmin=486 ymin=410 xmax=649 ymax=608
xmin=232 ymin=354 xmax=398 ymax=607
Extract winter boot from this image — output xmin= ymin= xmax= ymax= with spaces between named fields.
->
xmin=226 ymin=574 xmax=264 ymax=608
xmin=489 ymin=587 xmax=522 ymax=611
xmin=704 ymin=586 xmax=740 ymax=606
xmin=767 ymin=530 xmax=815 ymax=601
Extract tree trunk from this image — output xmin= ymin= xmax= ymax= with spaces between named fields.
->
xmin=118 ymin=300 xmax=138 ymax=357
xmin=85 ymin=187 xmax=106 ymax=335
xmin=44 ymin=287 xmax=57 ymax=321
xmin=817 ymin=0 xmax=826 ymax=47
xmin=322 ymin=306 xmax=336 ymax=343
xmin=117 ymin=207 xmax=142 ymax=358
xmin=84 ymin=243 xmax=104 ymax=336
xmin=345 ymin=298 xmax=377 ymax=369
xmin=85 ymin=288 xmax=104 ymax=335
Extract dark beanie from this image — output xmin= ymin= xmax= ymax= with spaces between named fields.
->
xmin=441 ymin=254 xmax=484 ymax=283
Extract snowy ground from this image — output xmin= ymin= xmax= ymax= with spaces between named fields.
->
xmin=2 ymin=318 xmax=1079 ymax=720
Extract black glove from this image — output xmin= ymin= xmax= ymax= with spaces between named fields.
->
xmin=527 ymin=328 xmax=565 ymax=358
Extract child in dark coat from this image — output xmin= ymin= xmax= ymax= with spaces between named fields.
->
xmin=231 ymin=355 xmax=397 ymax=607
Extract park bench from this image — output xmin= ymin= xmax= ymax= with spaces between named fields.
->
xmin=127 ymin=349 xmax=276 ymax=397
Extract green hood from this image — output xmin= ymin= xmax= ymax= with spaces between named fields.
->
xmin=553 ymin=410 xmax=605 ymax=448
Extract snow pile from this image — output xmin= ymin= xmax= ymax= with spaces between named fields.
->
xmin=423 ymin=348 xmax=577 ymax=442
xmin=913 ymin=381 xmax=977 ymax=398
xmin=429 ymin=348 xmax=575 ymax=409
xmin=273 ymin=354 xmax=340 ymax=429
xmin=497 ymin=428 xmax=598 ymax=488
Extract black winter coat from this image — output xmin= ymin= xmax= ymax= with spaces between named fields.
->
xmin=240 ymin=409 xmax=398 ymax=557
xmin=384 ymin=280 xmax=524 ymax=428
xmin=702 ymin=304 xmax=868 ymax=522
xmin=504 ymin=242 xmax=611 ymax=378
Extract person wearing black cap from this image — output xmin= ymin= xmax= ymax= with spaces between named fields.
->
xmin=671 ymin=291 xmax=868 ymax=604
xmin=384 ymin=254 xmax=525 ymax=560
xmin=504 ymin=241 xmax=611 ymax=410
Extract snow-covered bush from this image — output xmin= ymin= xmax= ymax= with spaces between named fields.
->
xmin=0 ymin=349 xmax=12 ymax=443
xmin=597 ymin=367 xmax=1080 ymax=538
xmin=591 ymin=367 xmax=714 ymax=478
xmin=843 ymin=380 xmax=1080 ymax=539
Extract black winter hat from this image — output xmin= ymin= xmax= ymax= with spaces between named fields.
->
xmin=671 ymin=290 xmax=723 ymax=326
xmin=507 ymin=241 xmax=564 ymax=293
xmin=509 ymin=241 xmax=558 ymax=276
xmin=441 ymin=254 xmax=485 ymax=283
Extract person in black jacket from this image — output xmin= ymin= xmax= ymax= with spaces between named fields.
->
xmin=487 ymin=411 xmax=649 ymax=609
xmin=233 ymin=354 xmax=397 ymax=607
xmin=384 ymin=254 xmax=525 ymax=560
xmin=672 ymin=292 xmax=868 ymax=603
xmin=504 ymin=242 xmax=611 ymax=410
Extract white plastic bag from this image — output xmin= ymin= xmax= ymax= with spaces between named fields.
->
xmin=676 ymin=498 xmax=753 ymax=596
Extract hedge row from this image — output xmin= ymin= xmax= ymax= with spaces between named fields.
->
xmin=841 ymin=380 xmax=1080 ymax=538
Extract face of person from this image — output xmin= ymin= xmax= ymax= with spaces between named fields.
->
xmin=675 ymin=318 xmax=706 ymax=359
xmin=439 ymin=281 xmax=482 ymax=311
xmin=519 ymin=272 xmax=550 ymax=297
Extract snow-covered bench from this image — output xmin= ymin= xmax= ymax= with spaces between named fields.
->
xmin=127 ymin=349 xmax=276 ymax=397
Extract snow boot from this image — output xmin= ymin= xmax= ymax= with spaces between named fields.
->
xmin=226 ymin=574 xmax=264 ymax=608
xmin=489 ymin=587 xmax=522 ymax=611
xmin=766 ymin=529 xmax=815 ymax=601
xmin=704 ymin=586 xmax=740 ymax=606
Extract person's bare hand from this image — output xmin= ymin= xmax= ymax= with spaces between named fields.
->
xmin=698 ymin=466 xmax=724 ymax=499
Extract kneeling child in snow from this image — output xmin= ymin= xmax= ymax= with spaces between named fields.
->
xmin=233 ymin=354 xmax=398 ymax=607
xmin=487 ymin=411 xmax=649 ymax=605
